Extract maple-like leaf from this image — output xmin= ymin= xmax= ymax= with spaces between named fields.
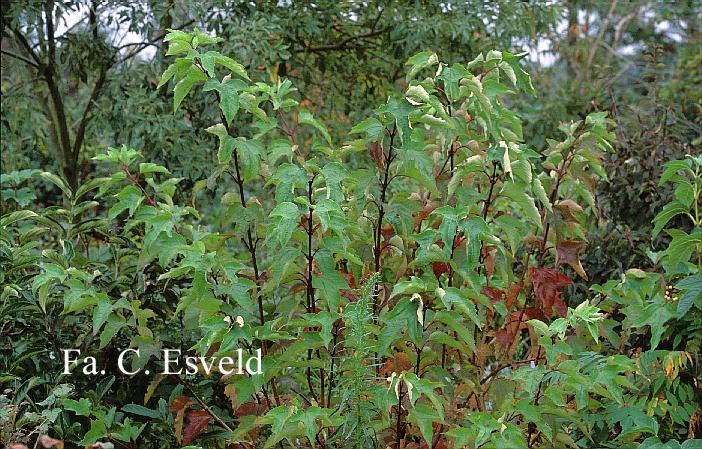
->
xmin=379 ymin=351 xmax=414 ymax=376
xmin=183 ymin=409 xmax=212 ymax=444
xmin=529 ymin=267 xmax=572 ymax=317
xmin=556 ymin=239 xmax=588 ymax=280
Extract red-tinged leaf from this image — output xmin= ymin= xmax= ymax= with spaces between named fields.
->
xmin=342 ymin=270 xmax=357 ymax=289
xmin=482 ymin=283 xmax=522 ymax=311
xmin=496 ymin=329 xmax=511 ymax=346
xmin=235 ymin=401 xmax=259 ymax=417
xmin=556 ymin=239 xmax=588 ymax=280
xmin=481 ymin=287 xmax=504 ymax=303
xmin=169 ymin=395 xmax=193 ymax=412
xmin=38 ymin=436 xmax=63 ymax=449
xmin=553 ymin=297 xmax=567 ymax=317
xmin=340 ymin=289 xmax=357 ymax=301
xmin=529 ymin=267 xmax=572 ymax=317
xmin=497 ymin=310 xmax=528 ymax=356
xmin=369 ymin=142 xmax=385 ymax=170
xmin=288 ymin=282 xmax=307 ymax=296
xmin=504 ymin=282 xmax=523 ymax=311
xmin=524 ymin=307 xmax=544 ymax=321
xmin=381 ymin=225 xmax=395 ymax=240
xmin=414 ymin=201 xmax=440 ymax=227
xmin=9 ymin=444 xmax=29 ymax=449
xmin=432 ymin=262 xmax=450 ymax=279
xmin=183 ymin=409 xmax=212 ymax=445
xmin=379 ymin=351 xmax=414 ymax=376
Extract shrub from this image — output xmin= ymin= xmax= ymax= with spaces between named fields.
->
xmin=1 ymin=30 xmax=700 ymax=449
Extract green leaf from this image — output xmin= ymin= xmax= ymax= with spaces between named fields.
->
xmin=99 ymin=313 xmax=126 ymax=349
xmin=299 ymin=109 xmax=332 ymax=145
xmin=139 ymin=163 xmax=170 ymax=175
xmin=80 ymin=419 xmax=108 ymax=446
xmin=501 ymin=51 xmax=536 ymax=96
xmin=109 ymin=185 xmax=144 ymax=219
xmin=302 ymin=312 xmax=336 ymax=348
xmin=122 ymin=403 xmax=161 ymax=419
xmin=402 ymin=372 xmax=444 ymax=415
xmin=665 ymin=229 xmax=701 ymax=271
xmin=675 ymin=274 xmax=702 ymax=316
xmin=63 ymin=398 xmax=92 ymax=416
xmin=203 ymin=77 xmax=247 ymax=124
xmin=93 ymin=294 xmax=114 ymax=335
xmin=378 ymin=298 xmax=423 ymax=354
xmin=40 ymin=172 xmax=72 ymax=197
xmin=1 ymin=210 xmax=39 ymax=228
xmin=173 ymin=66 xmax=207 ymax=112
xmin=652 ymin=202 xmax=690 ymax=238
xmin=408 ymin=403 xmax=442 ymax=444
xmin=320 ymin=162 xmax=348 ymax=202
xmin=659 ymin=159 xmax=693 ymax=185
xmin=398 ymin=158 xmax=439 ymax=197
xmin=214 ymin=54 xmax=250 ymax=80
xmin=462 ymin=75 xmax=491 ymax=112
xmin=437 ymin=287 xmax=482 ymax=328
xmin=260 ymin=405 xmax=295 ymax=448
xmin=74 ymin=177 xmax=110 ymax=201
xmin=532 ymin=176 xmax=552 ymax=212
xmin=312 ymin=250 xmax=349 ymax=312
xmin=218 ymin=89 xmax=240 ymax=124
xmin=350 ymin=117 xmax=383 ymax=141
xmin=158 ymin=59 xmax=190 ymax=88
xmin=434 ymin=310 xmax=476 ymax=352
xmin=405 ymin=51 xmax=439 ymax=80
xmin=501 ymin=180 xmax=541 ymax=227
xmin=315 ymin=199 xmax=346 ymax=234
xmin=268 ymin=202 xmax=301 ymax=247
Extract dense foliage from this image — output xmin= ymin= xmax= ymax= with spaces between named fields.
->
xmin=1 ymin=2 xmax=701 ymax=449
xmin=2 ymin=26 xmax=701 ymax=448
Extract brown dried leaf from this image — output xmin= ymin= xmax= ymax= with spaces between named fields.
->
xmin=379 ymin=352 xmax=414 ymax=376
xmin=144 ymin=374 xmax=164 ymax=404
xmin=504 ymin=282 xmax=524 ymax=311
xmin=554 ymin=199 xmax=583 ymax=223
xmin=175 ymin=407 xmax=185 ymax=443
xmin=556 ymin=240 xmax=588 ymax=280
